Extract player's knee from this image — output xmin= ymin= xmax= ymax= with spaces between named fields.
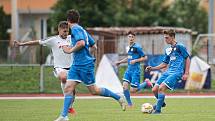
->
xmin=89 ymin=86 xmax=100 ymax=95
xmin=64 ymin=85 xmax=75 ymax=95
xmin=59 ymin=75 xmax=67 ymax=83
xmin=152 ymin=87 xmax=158 ymax=93
xmin=158 ymin=86 xmax=165 ymax=93
xmin=123 ymin=82 xmax=129 ymax=90
xmin=130 ymin=87 xmax=137 ymax=93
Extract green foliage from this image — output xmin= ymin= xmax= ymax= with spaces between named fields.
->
xmin=0 ymin=6 xmax=11 ymax=61
xmin=0 ymin=66 xmax=88 ymax=93
xmin=0 ymin=6 xmax=10 ymax=39
xmin=50 ymin=0 xmax=208 ymax=33
xmin=0 ymin=98 xmax=215 ymax=121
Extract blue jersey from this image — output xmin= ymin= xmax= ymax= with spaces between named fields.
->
xmin=163 ymin=43 xmax=189 ymax=74
xmin=127 ymin=43 xmax=145 ymax=71
xmin=70 ymin=24 xmax=95 ymax=67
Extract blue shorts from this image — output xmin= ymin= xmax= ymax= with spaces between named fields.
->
xmin=67 ymin=65 xmax=95 ymax=86
xmin=123 ymin=70 xmax=140 ymax=88
xmin=155 ymin=72 xmax=182 ymax=90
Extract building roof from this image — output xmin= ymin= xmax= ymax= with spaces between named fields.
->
xmin=87 ymin=26 xmax=192 ymax=37
xmin=0 ymin=0 xmax=57 ymax=14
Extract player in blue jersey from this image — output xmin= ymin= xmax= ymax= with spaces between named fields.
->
xmin=116 ymin=31 xmax=152 ymax=107
xmin=145 ymin=29 xmax=190 ymax=114
xmin=54 ymin=9 xmax=126 ymax=121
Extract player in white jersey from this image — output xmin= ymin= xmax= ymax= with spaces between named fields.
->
xmin=14 ymin=21 xmax=76 ymax=115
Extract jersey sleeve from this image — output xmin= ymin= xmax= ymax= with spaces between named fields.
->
xmin=87 ymin=33 xmax=95 ymax=47
xmin=38 ymin=37 xmax=53 ymax=47
xmin=71 ymin=28 xmax=85 ymax=43
xmin=178 ymin=45 xmax=189 ymax=58
xmin=136 ymin=46 xmax=145 ymax=57
xmin=178 ymin=44 xmax=189 ymax=59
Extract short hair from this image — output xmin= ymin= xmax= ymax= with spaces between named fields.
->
xmin=127 ymin=30 xmax=136 ymax=36
xmin=67 ymin=9 xmax=80 ymax=23
xmin=58 ymin=21 xmax=68 ymax=29
xmin=163 ymin=29 xmax=175 ymax=38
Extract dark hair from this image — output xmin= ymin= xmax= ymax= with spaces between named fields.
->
xmin=58 ymin=21 xmax=68 ymax=29
xmin=67 ymin=9 xmax=80 ymax=23
xmin=127 ymin=30 xmax=135 ymax=36
xmin=163 ymin=29 xmax=175 ymax=38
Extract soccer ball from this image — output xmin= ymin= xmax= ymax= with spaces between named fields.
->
xmin=141 ymin=103 xmax=153 ymax=114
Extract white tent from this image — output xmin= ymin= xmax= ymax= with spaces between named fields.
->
xmin=95 ymin=55 xmax=123 ymax=94
xmin=185 ymin=56 xmax=210 ymax=90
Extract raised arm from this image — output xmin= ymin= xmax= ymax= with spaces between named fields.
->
xmin=115 ymin=57 xmax=128 ymax=66
xmin=145 ymin=62 xmax=168 ymax=72
xmin=14 ymin=40 xmax=40 ymax=47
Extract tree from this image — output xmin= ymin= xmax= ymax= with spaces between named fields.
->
xmin=167 ymin=0 xmax=208 ymax=33
xmin=0 ymin=6 xmax=10 ymax=39
xmin=50 ymin=0 xmax=208 ymax=33
xmin=0 ymin=6 xmax=11 ymax=61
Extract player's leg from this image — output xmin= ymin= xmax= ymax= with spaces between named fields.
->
xmin=153 ymin=83 xmax=168 ymax=114
xmin=55 ymin=68 xmax=80 ymax=120
xmin=87 ymin=84 xmax=126 ymax=111
xmin=122 ymin=71 xmax=132 ymax=106
xmin=80 ymin=69 xmax=126 ymax=111
xmin=123 ymin=81 xmax=133 ymax=107
xmin=152 ymin=73 xmax=168 ymax=109
xmin=153 ymin=73 xmax=180 ymax=114
xmin=137 ymin=79 xmax=153 ymax=91
xmin=55 ymin=81 xmax=79 ymax=121
xmin=57 ymin=69 xmax=77 ymax=115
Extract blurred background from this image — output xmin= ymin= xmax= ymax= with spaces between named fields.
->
xmin=0 ymin=0 xmax=214 ymax=94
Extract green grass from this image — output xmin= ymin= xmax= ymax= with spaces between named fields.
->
xmin=0 ymin=66 xmax=214 ymax=93
xmin=0 ymin=98 xmax=215 ymax=121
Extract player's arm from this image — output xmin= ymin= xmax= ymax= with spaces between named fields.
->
xmin=14 ymin=40 xmax=40 ymax=47
xmin=130 ymin=56 xmax=147 ymax=64
xmin=62 ymin=40 xmax=85 ymax=54
xmin=182 ymin=57 xmax=190 ymax=81
xmin=145 ymin=62 xmax=168 ymax=72
xmin=115 ymin=57 xmax=128 ymax=66
xmin=89 ymin=44 xmax=97 ymax=55
xmin=179 ymin=45 xmax=191 ymax=81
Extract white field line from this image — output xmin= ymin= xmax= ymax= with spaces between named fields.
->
xmin=0 ymin=95 xmax=215 ymax=100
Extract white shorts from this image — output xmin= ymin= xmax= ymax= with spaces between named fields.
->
xmin=53 ymin=67 xmax=69 ymax=78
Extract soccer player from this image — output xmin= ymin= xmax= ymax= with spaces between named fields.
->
xmin=145 ymin=29 xmax=190 ymax=114
xmin=115 ymin=31 xmax=152 ymax=107
xmin=54 ymin=9 xmax=126 ymax=121
xmin=14 ymin=21 xmax=76 ymax=115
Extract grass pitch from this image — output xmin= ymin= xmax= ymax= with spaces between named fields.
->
xmin=0 ymin=98 xmax=215 ymax=121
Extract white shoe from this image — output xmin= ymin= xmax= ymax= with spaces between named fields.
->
xmin=54 ymin=115 xmax=69 ymax=121
xmin=118 ymin=96 xmax=126 ymax=111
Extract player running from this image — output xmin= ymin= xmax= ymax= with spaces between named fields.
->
xmin=116 ymin=31 xmax=152 ymax=107
xmin=54 ymin=9 xmax=126 ymax=121
xmin=14 ymin=21 xmax=77 ymax=115
xmin=145 ymin=29 xmax=190 ymax=114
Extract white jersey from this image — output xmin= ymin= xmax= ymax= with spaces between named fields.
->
xmin=39 ymin=35 xmax=73 ymax=68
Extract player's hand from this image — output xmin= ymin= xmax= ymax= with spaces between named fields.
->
xmin=115 ymin=61 xmax=121 ymax=66
xmin=13 ymin=40 xmax=21 ymax=47
xmin=182 ymin=73 xmax=189 ymax=81
xmin=145 ymin=66 xmax=152 ymax=72
xmin=130 ymin=60 xmax=136 ymax=65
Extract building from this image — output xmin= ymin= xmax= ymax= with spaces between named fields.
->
xmin=0 ymin=0 xmax=57 ymax=63
xmin=87 ymin=27 xmax=192 ymax=64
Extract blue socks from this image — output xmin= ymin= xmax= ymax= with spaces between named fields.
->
xmin=155 ymin=93 xmax=165 ymax=112
xmin=61 ymin=95 xmax=73 ymax=117
xmin=137 ymin=82 xmax=147 ymax=91
xmin=123 ymin=89 xmax=132 ymax=106
xmin=100 ymin=88 xmax=120 ymax=100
